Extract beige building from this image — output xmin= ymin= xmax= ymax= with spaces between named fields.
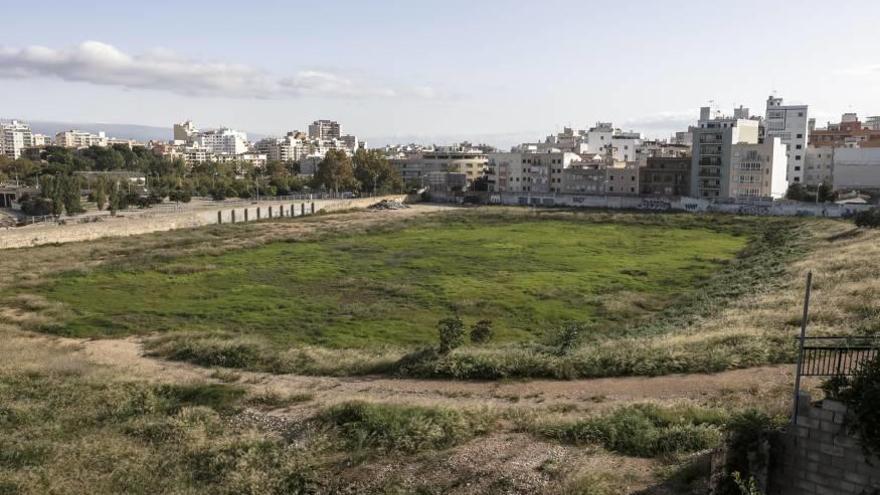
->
xmin=727 ymin=137 xmax=788 ymax=199
xmin=55 ymin=130 xmax=108 ymax=148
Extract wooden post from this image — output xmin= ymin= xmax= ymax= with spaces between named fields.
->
xmin=791 ymin=271 xmax=813 ymax=425
xmin=311 ymin=202 xmax=315 ymax=214
xmin=269 ymin=206 xmax=273 ymax=218
xmin=231 ymin=210 xmax=236 ymax=223
xmin=257 ymin=207 xmax=261 ymax=220
xmin=301 ymin=203 xmax=305 ymax=216
xmin=291 ymin=204 xmax=295 ymax=217
xmin=244 ymin=209 xmax=249 ymax=222
xmin=217 ymin=211 xmax=222 ymax=224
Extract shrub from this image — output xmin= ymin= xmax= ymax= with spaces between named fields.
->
xmin=321 ymin=401 xmax=492 ymax=453
xmin=824 ymin=354 xmax=880 ymax=457
xmin=532 ymin=403 xmax=725 ymax=457
xmin=470 ymin=319 xmax=493 ymax=344
xmin=437 ymin=317 xmax=465 ymax=354
xmin=854 ymin=208 xmax=880 ymax=228
xmin=547 ymin=322 xmax=586 ymax=356
xmin=712 ymin=409 xmax=780 ymax=495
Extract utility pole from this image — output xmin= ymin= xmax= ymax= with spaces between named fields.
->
xmin=791 ymin=271 xmax=813 ymax=425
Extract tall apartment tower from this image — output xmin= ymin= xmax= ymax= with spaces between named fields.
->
xmin=308 ymin=120 xmax=341 ymax=140
xmin=690 ymin=107 xmax=760 ymax=199
xmin=0 ymin=120 xmax=34 ymax=159
xmin=764 ymin=95 xmax=809 ymax=185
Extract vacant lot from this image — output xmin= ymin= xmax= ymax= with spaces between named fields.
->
xmin=40 ymin=215 xmax=746 ymax=347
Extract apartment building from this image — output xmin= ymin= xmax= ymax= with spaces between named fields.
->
xmin=604 ymin=163 xmax=640 ymax=195
xmin=410 ymin=146 xmax=489 ymax=185
xmin=196 ymin=128 xmax=249 ymax=155
xmin=690 ymin=107 xmax=761 ymax=199
xmin=55 ymin=130 xmax=108 ymax=149
xmin=803 ymin=147 xmax=835 ymax=187
xmin=559 ymin=163 xmax=606 ymax=194
xmin=173 ymin=120 xmax=198 ymax=143
xmin=764 ymin=95 xmax=809 ymax=185
xmin=610 ymin=132 xmax=642 ymax=163
xmin=727 ymin=137 xmax=787 ymax=199
xmin=487 ymin=149 xmax=582 ymax=193
xmin=810 ymin=113 xmax=880 ymax=149
xmin=640 ymin=157 xmax=691 ymax=196
xmin=308 ymin=120 xmax=341 ymax=140
xmin=255 ymin=133 xmax=309 ymax=162
xmin=1 ymin=120 xmax=34 ymax=159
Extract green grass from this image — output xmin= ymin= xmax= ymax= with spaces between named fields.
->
xmin=39 ymin=214 xmax=748 ymax=348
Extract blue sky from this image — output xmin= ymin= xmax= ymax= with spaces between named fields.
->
xmin=1 ymin=0 xmax=879 ymax=147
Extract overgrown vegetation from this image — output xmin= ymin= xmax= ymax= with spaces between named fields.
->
xmin=320 ymin=401 xmax=493 ymax=453
xmin=854 ymin=207 xmax=880 ymax=228
xmin=522 ymin=403 xmax=727 ymax=458
xmin=14 ymin=209 xmax=819 ymax=379
xmin=822 ymin=354 xmax=880 ymax=458
xmin=712 ymin=410 xmax=782 ymax=495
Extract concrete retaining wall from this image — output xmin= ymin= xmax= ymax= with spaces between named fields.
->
xmin=430 ymin=191 xmax=871 ymax=218
xmin=0 ymin=195 xmax=406 ymax=250
xmin=768 ymin=397 xmax=880 ymax=494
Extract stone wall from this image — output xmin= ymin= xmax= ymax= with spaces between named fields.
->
xmin=0 ymin=195 xmax=407 ymax=250
xmin=768 ymin=395 xmax=880 ymax=494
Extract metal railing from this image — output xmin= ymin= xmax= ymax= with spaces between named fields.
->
xmin=798 ymin=336 xmax=880 ymax=377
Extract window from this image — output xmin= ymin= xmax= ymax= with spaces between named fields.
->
xmin=796 ymin=134 xmax=803 ymax=139
xmin=795 ymin=166 xmax=801 ymax=171
xmin=795 ymin=155 xmax=802 ymax=160
xmin=796 ymin=145 xmax=802 ymax=149
xmin=798 ymin=112 xmax=804 ymax=117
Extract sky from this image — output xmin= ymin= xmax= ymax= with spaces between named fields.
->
xmin=1 ymin=0 xmax=880 ymax=148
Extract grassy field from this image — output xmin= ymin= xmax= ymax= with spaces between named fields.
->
xmin=39 ymin=214 xmax=748 ymax=348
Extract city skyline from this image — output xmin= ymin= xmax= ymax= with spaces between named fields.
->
xmin=2 ymin=0 xmax=880 ymax=147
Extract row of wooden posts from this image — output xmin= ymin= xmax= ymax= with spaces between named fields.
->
xmin=217 ymin=202 xmax=315 ymax=224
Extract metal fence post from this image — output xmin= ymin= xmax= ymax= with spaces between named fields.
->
xmin=791 ymin=271 xmax=813 ymax=425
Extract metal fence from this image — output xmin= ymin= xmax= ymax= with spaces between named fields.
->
xmin=798 ymin=336 xmax=880 ymax=377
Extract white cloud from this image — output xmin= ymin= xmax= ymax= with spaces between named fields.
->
xmin=0 ymin=41 xmax=437 ymax=100
xmin=622 ymin=110 xmax=696 ymax=134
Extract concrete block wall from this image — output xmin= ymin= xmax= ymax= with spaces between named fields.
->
xmin=0 ymin=195 xmax=407 ymax=250
xmin=768 ymin=398 xmax=880 ymax=494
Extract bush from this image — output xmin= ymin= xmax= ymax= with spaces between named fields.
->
xmin=547 ymin=322 xmax=586 ymax=356
xmin=712 ymin=409 xmax=780 ymax=495
xmin=854 ymin=208 xmax=880 ymax=228
xmin=470 ymin=319 xmax=493 ymax=344
xmin=437 ymin=317 xmax=465 ymax=354
xmin=532 ymin=403 xmax=725 ymax=457
xmin=320 ymin=401 xmax=492 ymax=453
xmin=824 ymin=355 xmax=880 ymax=457
xmin=169 ymin=189 xmax=192 ymax=203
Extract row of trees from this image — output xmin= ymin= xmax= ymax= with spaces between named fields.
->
xmin=785 ymin=182 xmax=836 ymax=203
xmin=1 ymin=145 xmax=405 ymax=216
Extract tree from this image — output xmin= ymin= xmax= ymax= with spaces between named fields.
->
xmin=854 ymin=208 xmax=880 ymax=228
xmin=94 ymin=179 xmax=107 ymax=210
xmin=817 ymin=182 xmax=836 ymax=203
xmin=108 ymin=184 xmax=121 ymax=216
xmin=470 ymin=320 xmax=493 ymax=344
xmin=353 ymin=149 xmax=403 ymax=194
xmin=61 ymin=175 xmax=84 ymax=215
xmin=437 ymin=317 xmax=465 ymax=354
xmin=785 ymin=183 xmax=807 ymax=201
xmin=314 ymin=150 xmax=357 ymax=192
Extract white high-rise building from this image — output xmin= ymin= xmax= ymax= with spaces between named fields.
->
xmin=765 ymin=95 xmax=809 ymax=185
xmin=255 ymin=132 xmax=308 ymax=162
xmin=196 ymin=128 xmax=249 ymax=155
xmin=690 ymin=106 xmax=761 ymax=199
xmin=1 ymin=120 xmax=34 ymax=159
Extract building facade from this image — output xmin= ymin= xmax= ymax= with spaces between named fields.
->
xmin=196 ymin=128 xmax=249 ymax=155
xmin=690 ymin=107 xmax=761 ymax=199
xmin=640 ymin=157 xmax=691 ymax=196
xmin=308 ymin=120 xmax=341 ymax=140
xmin=1 ymin=120 xmax=34 ymax=159
xmin=727 ymin=137 xmax=788 ymax=199
xmin=831 ymin=148 xmax=880 ymax=192
xmin=764 ymin=95 xmax=809 ymax=185
xmin=55 ymin=130 xmax=108 ymax=149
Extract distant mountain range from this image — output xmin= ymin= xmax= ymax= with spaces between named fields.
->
xmin=25 ymin=120 xmax=536 ymax=149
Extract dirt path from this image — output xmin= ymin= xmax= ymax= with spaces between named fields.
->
xmin=74 ymin=337 xmax=800 ymax=414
